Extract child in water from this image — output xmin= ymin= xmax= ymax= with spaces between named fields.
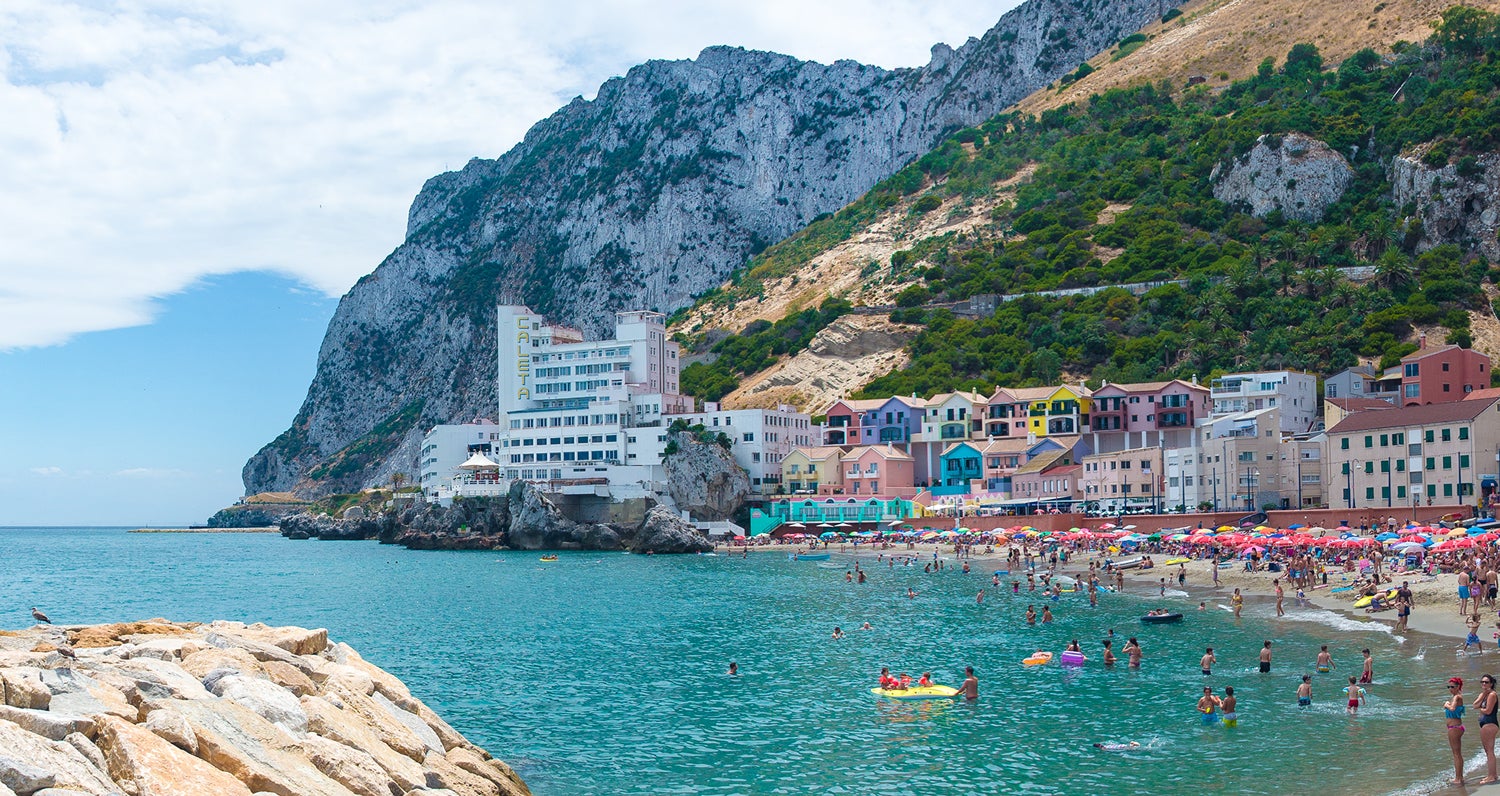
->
xmin=1345 ymin=676 xmax=1366 ymax=715
xmin=1297 ymin=675 xmax=1312 ymax=707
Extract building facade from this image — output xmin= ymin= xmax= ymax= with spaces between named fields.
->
xmin=1325 ymin=397 xmax=1500 ymax=510
xmin=1209 ymin=371 xmax=1318 ymax=433
xmin=665 ymin=402 xmax=815 ymax=493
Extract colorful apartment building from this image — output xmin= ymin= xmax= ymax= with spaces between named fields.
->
xmin=781 ymin=446 xmax=844 ymax=494
xmin=1088 ymin=379 xmax=1209 ymax=452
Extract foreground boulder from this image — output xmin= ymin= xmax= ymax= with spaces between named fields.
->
xmin=0 ymin=620 xmax=530 ymax=796
xmin=632 ymin=506 xmax=713 ymax=554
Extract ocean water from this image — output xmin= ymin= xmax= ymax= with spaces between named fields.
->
xmin=0 ymin=527 xmax=1491 ymax=795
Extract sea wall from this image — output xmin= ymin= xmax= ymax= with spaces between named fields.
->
xmin=0 ymin=619 xmax=530 ymax=796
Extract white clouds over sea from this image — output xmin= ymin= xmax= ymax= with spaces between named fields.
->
xmin=0 ymin=0 xmax=1015 ymax=350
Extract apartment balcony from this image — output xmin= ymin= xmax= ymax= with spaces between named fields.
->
xmin=825 ymin=429 xmax=849 ymax=445
xmin=878 ymin=427 xmax=908 ymax=443
xmin=940 ymin=423 xmax=969 ymax=440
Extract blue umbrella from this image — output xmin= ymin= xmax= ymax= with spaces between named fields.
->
xmin=820 ymin=531 xmax=838 ymax=539
xmin=1375 ymin=532 xmax=1399 ymax=541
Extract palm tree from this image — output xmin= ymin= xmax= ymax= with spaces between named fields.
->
xmin=390 ymin=472 xmax=408 ymax=492
xmin=1272 ymin=258 xmax=1298 ymax=296
xmin=1375 ymin=249 xmax=1415 ymax=293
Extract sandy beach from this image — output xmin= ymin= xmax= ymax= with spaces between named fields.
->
xmin=729 ymin=540 xmax=1481 ymax=643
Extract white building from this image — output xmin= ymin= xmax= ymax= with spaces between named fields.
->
xmin=480 ymin=305 xmax=690 ymax=494
xmin=665 ymin=402 xmax=816 ymax=493
xmin=1209 ymin=370 xmax=1319 ymax=434
xmin=419 ymin=420 xmax=504 ymax=499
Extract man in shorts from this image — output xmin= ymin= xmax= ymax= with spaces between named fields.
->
xmin=1259 ymin=641 xmax=1272 ymax=673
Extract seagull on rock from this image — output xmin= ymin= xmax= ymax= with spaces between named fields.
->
xmin=30 ymin=607 xmax=50 ymax=624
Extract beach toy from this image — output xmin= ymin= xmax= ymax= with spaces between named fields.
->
xmin=994 ymin=570 xmax=1010 ymax=576
xmin=1140 ymin=612 xmax=1184 ymax=624
xmin=1059 ymin=650 xmax=1086 ymax=666
xmin=539 ymin=555 xmax=559 ymax=562
xmin=794 ymin=553 xmax=831 ymax=561
xmin=1164 ymin=557 xmax=1191 ymax=566
xmin=1023 ymin=652 xmax=1053 ymax=666
xmin=869 ymin=684 xmax=959 ymax=700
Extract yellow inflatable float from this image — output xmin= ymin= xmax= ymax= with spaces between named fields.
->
xmin=1023 ymin=651 xmax=1053 ymax=666
xmin=869 ymin=685 xmax=959 ymax=700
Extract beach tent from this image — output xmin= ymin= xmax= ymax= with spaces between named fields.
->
xmin=456 ymin=453 xmax=500 ymax=470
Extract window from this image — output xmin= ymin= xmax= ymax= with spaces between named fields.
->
xmin=1396 ymin=459 xmax=1405 ymax=472
xmin=1394 ymin=433 xmax=1405 ymax=444
xmin=1442 ymin=428 xmax=1452 ymax=442
xmin=1461 ymin=454 xmax=1471 ymax=468
xmin=1380 ymin=434 xmax=1389 ymax=447
xmin=1397 ymin=486 xmax=1407 ymax=499
xmin=1364 ymin=461 xmax=1374 ymax=474
xmin=1366 ymin=487 xmax=1375 ymax=500
xmin=1443 ymin=456 xmax=1453 ymax=470
xmin=1461 ymin=427 xmax=1470 ymax=440
xmin=1380 ymin=460 xmax=1389 ymax=473
xmin=1341 ymin=438 xmax=1350 ymax=450
xmin=1405 ymin=384 xmax=1420 ymax=398
xmin=1364 ymin=436 xmax=1373 ymax=448
xmin=1427 ymin=457 xmax=1436 ymax=470
xmin=1405 ymin=363 xmax=1420 ymax=377
xmin=743 ymin=433 xmax=754 ymax=442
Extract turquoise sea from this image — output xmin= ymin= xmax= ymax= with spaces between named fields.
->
xmin=0 ymin=527 xmax=1491 ymax=794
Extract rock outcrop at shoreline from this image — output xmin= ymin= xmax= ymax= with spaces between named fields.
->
xmin=281 ymin=481 xmax=712 ymax=553
xmin=0 ymin=620 xmax=530 ymax=796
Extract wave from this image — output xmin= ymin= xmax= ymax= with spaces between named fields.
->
xmin=1383 ymin=749 xmax=1487 ymax=796
xmin=1278 ymin=607 xmax=1394 ymax=636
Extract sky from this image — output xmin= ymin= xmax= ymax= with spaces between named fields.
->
xmin=0 ymin=0 xmax=1023 ymax=526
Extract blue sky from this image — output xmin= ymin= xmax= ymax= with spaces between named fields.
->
xmin=0 ymin=0 xmax=1020 ymax=525
xmin=0 ymin=273 xmax=336 ymax=526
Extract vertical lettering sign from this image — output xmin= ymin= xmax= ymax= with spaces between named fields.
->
xmin=516 ymin=316 xmax=531 ymax=399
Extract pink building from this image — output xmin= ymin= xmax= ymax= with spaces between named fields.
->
xmin=1010 ymin=461 xmax=1082 ymax=507
xmin=828 ymin=444 xmax=916 ymax=498
xmin=1088 ymin=378 xmax=1209 ymax=452
xmin=823 ymin=398 xmax=885 ymax=446
xmin=1399 ymin=345 xmax=1491 ymax=406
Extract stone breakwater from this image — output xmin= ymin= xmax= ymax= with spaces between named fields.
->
xmin=0 ymin=620 xmax=530 ymax=796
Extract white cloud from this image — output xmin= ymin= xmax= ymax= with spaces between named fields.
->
xmin=0 ymin=0 xmax=1017 ymax=350
xmin=29 ymin=466 xmax=62 ymax=476
xmin=114 ymin=467 xmax=191 ymax=479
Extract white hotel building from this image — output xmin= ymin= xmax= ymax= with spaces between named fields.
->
xmin=665 ymin=402 xmax=817 ymax=493
xmin=422 ymin=304 xmax=809 ymax=503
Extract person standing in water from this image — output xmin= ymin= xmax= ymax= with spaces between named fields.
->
xmin=1274 ymin=579 xmax=1285 ymax=617
xmin=959 ymin=666 xmax=979 ymax=700
xmin=1125 ymin=637 xmax=1143 ymax=668
xmin=1297 ymin=675 xmax=1313 ymax=707
xmin=1197 ymin=686 xmax=1222 ymax=725
xmin=1259 ymin=641 xmax=1272 ymax=674
xmin=1221 ymin=686 xmax=1238 ymax=727
xmin=1201 ymin=647 xmax=1216 ymax=676
xmin=1103 ymin=639 xmax=1116 ymax=666
xmin=1476 ymin=674 xmax=1499 ymax=784
xmin=1232 ymin=588 xmax=1244 ymax=618
xmin=1360 ymin=649 xmax=1374 ymax=684
xmin=1041 ymin=606 xmax=1055 ymax=623
xmin=1317 ymin=645 xmax=1334 ymax=673
xmin=1447 ymin=677 xmax=1468 ymax=787
xmin=1346 ymin=676 xmax=1365 ymax=715
xmin=1025 ymin=605 xmax=1037 ymax=625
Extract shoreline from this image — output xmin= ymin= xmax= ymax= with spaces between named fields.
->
xmin=128 ymin=527 xmax=281 ymax=533
xmin=735 ymin=541 xmax=1480 ymax=643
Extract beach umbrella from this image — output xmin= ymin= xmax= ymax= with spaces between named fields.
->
xmin=753 ymin=532 xmax=770 ymax=538
xmin=1240 ymin=545 xmax=1266 ymax=555
xmin=1474 ymin=532 xmax=1500 ymax=542
xmin=1392 ymin=541 xmax=1426 ymax=552
xmin=1375 ymin=532 xmax=1399 ymax=541
xmin=1169 ymin=533 xmax=1190 ymax=541
xmin=819 ymin=531 xmax=837 ymax=538
xmin=786 ymin=522 xmax=805 ymax=528
xmin=1335 ymin=525 xmax=1352 ymax=532
xmin=1288 ymin=523 xmax=1305 ymax=530
xmin=1217 ymin=525 xmax=1234 ymax=532
xmin=1188 ymin=534 xmax=1215 ymax=544
xmin=1271 ymin=538 xmax=1298 ymax=547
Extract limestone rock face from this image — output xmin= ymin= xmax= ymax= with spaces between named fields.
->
xmin=0 ymin=621 xmax=529 ymax=796
xmin=663 ymin=430 xmax=751 ymax=521
xmin=1211 ymin=133 xmax=1354 ymax=223
xmin=631 ymin=506 xmax=713 ymax=554
xmin=1390 ymin=151 xmax=1500 ymax=262
xmin=241 ymin=0 xmax=1181 ymax=499
xmin=504 ymin=481 xmax=622 ymax=550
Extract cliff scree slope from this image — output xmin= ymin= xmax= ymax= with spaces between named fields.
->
xmin=244 ymin=0 xmax=1181 ymax=498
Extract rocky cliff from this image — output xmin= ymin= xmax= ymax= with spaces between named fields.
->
xmin=1211 ymin=133 xmax=1354 ymax=223
xmin=0 ymin=620 xmax=529 ymax=796
xmin=662 ymin=430 xmax=751 ymax=521
xmin=245 ymin=0 xmax=1181 ymax=498
xmin=1390 ymin=150 xmax=1500 ymax=262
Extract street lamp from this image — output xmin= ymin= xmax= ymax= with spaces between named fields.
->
xmin=1246 ymin=466 xmax=1260 ymax=511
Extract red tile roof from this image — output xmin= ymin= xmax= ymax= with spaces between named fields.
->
xmin=1327 ymin=396 xmax=1500 ymax=434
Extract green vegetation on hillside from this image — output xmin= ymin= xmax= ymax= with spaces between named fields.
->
xmin=679 ymin=297 xmax=852 ymax=401
xmin=834 ymin=8 xmax=1500 ymax=398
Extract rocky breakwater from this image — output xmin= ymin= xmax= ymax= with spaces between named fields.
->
xmin=0 ymin=619 xmax=530 ymax=796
